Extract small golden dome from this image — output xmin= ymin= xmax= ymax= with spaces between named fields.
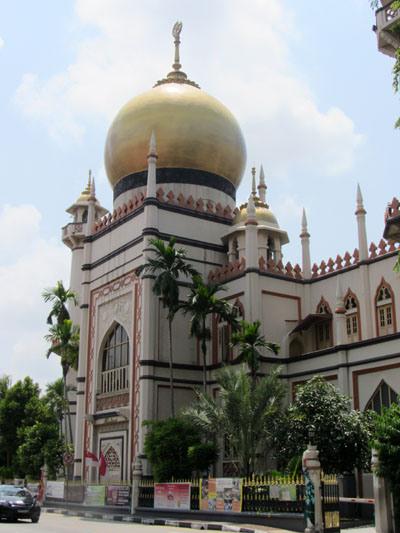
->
xmin=105 ymin=82 xmax=246 ymax=190
xmin=234 ymin=199 xmax=279 ymax=227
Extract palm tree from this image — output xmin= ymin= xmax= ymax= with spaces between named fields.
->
xmin=231 ymin=320 xmax=279 ymax=386
xmin=180 ymin=276 xmax=239 ymax=392
xmin=184 ymin=365 xmax=285 ymax=476
xmin=45 ymin=319 xmax=79 ymax=444
xmin=137 ymin=237 xmax=198 ymax=417
xmin=42 ymin=280 xmax=78 ymax=325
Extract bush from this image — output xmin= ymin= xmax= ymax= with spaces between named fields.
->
xmin=144 ymin=417 xmax=218 ymax=481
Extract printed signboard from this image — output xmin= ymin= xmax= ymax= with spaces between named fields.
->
xmin=200 ymin=478 xmax=242 ymax=512
xmin=154 ymin=482 xmax=191 ymax=510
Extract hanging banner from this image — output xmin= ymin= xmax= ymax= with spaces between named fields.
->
xmin=84 ymin=485 xmax=106 ymax=506
xmin=106 ymin=485 xmax=131 ymax=506
xmin=200 ymin=478 xmax=242 ymax=512
xmin=45 ymin=481 xmax=65 ymax=500
xmin=154 ymin=482 xmax=191 ymax=510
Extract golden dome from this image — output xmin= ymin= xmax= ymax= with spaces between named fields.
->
xmin=104 ymin=82 xmax=246 ymax=191
xmin=234 ymin=199 xmax=279 ymax=227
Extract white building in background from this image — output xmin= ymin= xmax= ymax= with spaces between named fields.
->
xmin=62 ymin=24 xmax=400 ymax=484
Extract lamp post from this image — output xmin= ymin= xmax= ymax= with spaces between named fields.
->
xmin=302 ymin=426 xmax=323 ymax=533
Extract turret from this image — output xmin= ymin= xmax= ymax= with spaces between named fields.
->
xmin=355 ymin=184 xmax=368 ymax=261
xmin=300 ymin=208 xmax=311 ymax=279
xmin=258 ymin=165 xmax=267 ymax=203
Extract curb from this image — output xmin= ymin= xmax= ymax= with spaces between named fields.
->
xmin=43 ymin=507 xmax=258 ymax=531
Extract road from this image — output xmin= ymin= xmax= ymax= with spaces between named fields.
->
xmin=0 ymin=513 xmax=196 ymax=532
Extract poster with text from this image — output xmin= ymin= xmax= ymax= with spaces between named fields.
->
xmin=106 ymin=485 xmax=131 ymax=506
xmin=200 ymin=478 xmax=241 ymax=512
xmin=45 ymin=481 xmax=65 ymax=500
xmin=154 ymin=483 xmax=191 ymax=510
xmin=84 ymin=485 xmax=106 ymax=506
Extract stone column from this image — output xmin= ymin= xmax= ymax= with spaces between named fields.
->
xmin=302 ymin=444 xmax=323 ymax=533
xmin=372 ymin=449 xmax=394 ymax=533
xmin=131 ymin=459 xmax=143 ymax=514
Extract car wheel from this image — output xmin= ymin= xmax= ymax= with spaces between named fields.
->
xmin=31 ymin=514 xmax=40 ymax=523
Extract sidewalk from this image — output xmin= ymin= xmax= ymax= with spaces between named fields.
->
xmin=43 ymin=507 xmax=376 ymax=533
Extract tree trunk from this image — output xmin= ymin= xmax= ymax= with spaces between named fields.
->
xmin=168 ymin=318 xmax=175 ymax=418
xmin=202 ymin=318 xmax=207 ymax=393
xmin=63 ymin=368 xmax=73 ymax=446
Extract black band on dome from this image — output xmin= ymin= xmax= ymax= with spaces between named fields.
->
xmin=113 ymin=168 xmax=236 ymax=201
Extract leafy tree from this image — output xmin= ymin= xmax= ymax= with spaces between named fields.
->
xmin=231 ymin=320 xmax=279 ymax=386
xmin=274 ymin=377 xmax=373 ymax=474
xmin=184 ymin=365 xmax=285 ymax=475
xmin=181 ymin=276 xmax=239 ymax=392
xmin=137 ymin=238 xmax=198 ymax=417
xmin=143 ymin=417 xmax=218 ymax=481
xmin=42 ymin=280 xmax=78 ymax=326
xmin=373 ymin=400 xmax=400 ymax=531
xmin=43 ymin=281 xmax=79 ymax=447
xmin=0 ymin=377 xmax=42 ymax=471
xmin=45 ymin=319 xmax=79 ymax=444
xmin=0 ymin=375 xmax=11 ymax=400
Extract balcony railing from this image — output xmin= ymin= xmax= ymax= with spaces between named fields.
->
xmin=101 ymin=366 xmax=129 ymax=394
xmin=375 ymin=3 xmax=400 ymax=57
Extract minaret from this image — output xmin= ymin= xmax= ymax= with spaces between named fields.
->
xmin=356 ymin=184 xmax=368 ymax=261
xmin=334 ymin=275 xmax=346 ymax=345
xmin=258 ymin=165 xmax=267 ymax=203
xmin=251 ymin=166 xmax=257 ymax=198
xmin=144 ymin=131 xmax=159 ymax=231
xmin=245 ymin=194 xmax=260 ymax=322
xmin=300 ymin=208 xmax=311 ymax=279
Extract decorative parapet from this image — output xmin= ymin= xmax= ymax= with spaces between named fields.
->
xmin=94 ymin=192 xmax=145 ymax=233
xmin=309 ymin=240 xmax=398 ymax=279
xmin=93 ymin=188 xmax=235 ymax=234
xmin=259 ymin=256 xmax=303 ymax=279
xmin=208 ymin=257 xmax=246 ymax=283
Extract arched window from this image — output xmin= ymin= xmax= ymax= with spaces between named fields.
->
xmin=365 ymin=380 xmax=398 ymax=413
xmin=267 ymin=237 xmax=275 ymax=262
xmin=375 ymin=280 xmax=395 ymax=336
xmin=232 ymin=238 xmax=239 ymax=261
xmin=101 ymin=324 xmax=129 ymax=394
xmin=345 ymin=291 xmax=360 ymax=342
xmin=315 ymin=298 xmax=332 ymax=350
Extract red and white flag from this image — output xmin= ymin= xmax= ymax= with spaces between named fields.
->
xmin=99 ymin=451 xmax=107 ymax=477
xmin=84 ymin=450 xmax=98 ymax=467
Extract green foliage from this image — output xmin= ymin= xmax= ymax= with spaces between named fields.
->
xmin=143 ymin=417 xmax=217 ymax=481
xmin=373 ymin=400 xmax=400 ymax=528
xmin=274 ymin=377 xmax=373 ymax=474
xmin=0 ymin=377 xmax=64 ymax=478
xmin=231 ymin=320 xmax=279 ymax=383
xmin=137 ymin=238 xmax=198 ymax=417
xmin=42 ymin=280 xmax=77 ymax=325
xmin=184 ymin=365 xmax=285 ymax=475
xmin=180 ymin=276 xmax=239 ymax=391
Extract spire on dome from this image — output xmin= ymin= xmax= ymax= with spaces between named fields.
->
xmin=258 ymin=165 xmax=267 ymax=203
xmin=154 ymin=22 xmax=200 ymax=88
xmin=356 ymin=183 xmax=366 ymax=214
xmin=301 ymin=208 xmax=308 ymax=235
xmin=245 ymin=193 xmax=257 ymax=225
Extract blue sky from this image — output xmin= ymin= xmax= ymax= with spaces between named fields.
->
xmin=0 ymin=0 xmax=398 ymax=388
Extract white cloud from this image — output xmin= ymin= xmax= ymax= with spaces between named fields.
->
xmin=0 ymin=204 xmax=70 ymax=390
xmin=0 ymin=36 xmax=4 ymax=49
xmin=14 ymin=0 xmax=363 ymax=177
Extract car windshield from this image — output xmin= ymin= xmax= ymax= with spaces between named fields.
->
xmin=0 ymin=487 xmax=29 ymax=497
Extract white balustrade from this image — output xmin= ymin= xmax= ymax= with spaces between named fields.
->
xmin=101 ymin=366 xmax=129 ymax=394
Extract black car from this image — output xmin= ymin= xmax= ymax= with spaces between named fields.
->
xmin=0 ymin=485 xmax=41 ymax=523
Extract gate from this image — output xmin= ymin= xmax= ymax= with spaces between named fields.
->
xmin=321 ymin=475 xmax=340 ymax=533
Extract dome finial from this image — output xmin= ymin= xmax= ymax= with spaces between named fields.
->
xmin=154 ymin=22 xmax=200 ymax=88
xmin=172 ymin=21 xmax=183 ymax=72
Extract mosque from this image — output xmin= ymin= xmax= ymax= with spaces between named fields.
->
xmin=62 ymin=23 xmax=400 ymax=484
